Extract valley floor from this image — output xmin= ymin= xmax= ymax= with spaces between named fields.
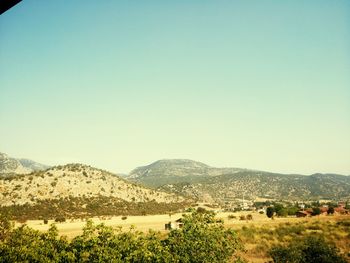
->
xmin=20 ymin=211 xmax=341 ymax=237
xmin=19 ymin=211 xmax=350 ymax=262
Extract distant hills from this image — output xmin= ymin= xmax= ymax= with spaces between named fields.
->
xmin=0 ymin=152 xmax=49 ymax=175
xmin=1 ymin=153 xmax=349 ymax=207
xmin=128 ymin=159 xmax=350 ymax=202
xmin=128 ymin=159 xmax=243 ymax=187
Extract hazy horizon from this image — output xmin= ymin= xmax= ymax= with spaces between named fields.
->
xmin=1 ymin=1 xmax=349 ymax=175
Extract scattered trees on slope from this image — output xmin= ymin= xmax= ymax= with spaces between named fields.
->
xmin=0 ymin=196 xmax=190 ymax=221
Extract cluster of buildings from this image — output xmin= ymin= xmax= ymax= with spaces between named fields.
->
xmin=296 ymin=202 xmax=349 ymax=217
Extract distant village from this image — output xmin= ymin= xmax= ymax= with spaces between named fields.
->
xmin=193 ymin=199 xmax=350 ymax=217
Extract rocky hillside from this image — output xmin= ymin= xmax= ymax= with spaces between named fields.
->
xmin=128 ymin=159 xmax=243 ymax=187
xmin=0 ymin=163 xmax=184 ymax=206
xmin=159 ymin=171 xmax=350 ymax=202
xmin=0 ymin=152 xmax=49 ymax=175
xmin=18 ymin=158 xmax=49 ymax=172
xmin=128 ymin=159 xmax=350 ymax=201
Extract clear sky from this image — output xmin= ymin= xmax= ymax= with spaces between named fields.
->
xmin=1 ymin=1 xmax=349 ymax=175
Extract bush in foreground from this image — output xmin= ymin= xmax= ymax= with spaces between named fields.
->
xmin=0 ymin=211 xmax=243 ymax=263
xmin=166 ymin=211 xmax=243 ymax=262
xmin=269 ymin=235 xmax=347 ymax=263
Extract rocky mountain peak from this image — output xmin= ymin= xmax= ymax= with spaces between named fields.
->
xmin=0 ymin=152 xmax=49 ymax=175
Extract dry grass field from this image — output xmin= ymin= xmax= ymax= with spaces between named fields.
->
xmin=22 ymin=211 xmax=292 ymax=238
xmin=20 ymin=211 xmax=350 ymax=262
xmin=22 ymin=213 xmax=184 ymax=238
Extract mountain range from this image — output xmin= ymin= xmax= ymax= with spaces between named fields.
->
xmin=0 ymin=152 xmax=49 ymax=175
xmin=128 ymin=159 xmax=350 ymax=202
xmin=1 ymin=152 xmax=349 ymax=206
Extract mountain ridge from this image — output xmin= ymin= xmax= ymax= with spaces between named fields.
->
xmin=128 ymin=158 xmax=244 ymax=181
xmin=126 ymin=159 xmax=350 ymax=201
xmin=1 ymin=153 xmax=349 ymax=205
xmin=0 ymin=152 xmax=49 ymax=175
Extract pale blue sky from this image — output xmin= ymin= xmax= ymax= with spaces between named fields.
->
xmin=1 ymin=1 xmax=349 ymax=175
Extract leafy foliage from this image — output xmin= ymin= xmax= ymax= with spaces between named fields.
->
xmin=0 ymin=213 xmax=13 ymax=241
xmin=266 ymin=207 xmax=274 ymax=218
xmin=165 ymin=211 xmax=243 ymax=262
xmin=269 ymin=235 xmax=347 ymax=263
xmin=312 ymin=207 xmax=321 ymax=216
xmin=327 ymin=206 xmax=335 ymax=214
xmin=0 ymin=211 xmax=243 ymax=263
xmin=237 ymin=218 xmax=350 ymax=262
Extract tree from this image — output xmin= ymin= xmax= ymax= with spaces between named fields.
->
xmin=345 ymin=202 xmax=350 ymax=210
xmin=0 ymin=213 xmax=13 ymax=241
xmin=196 ymin=207 xmax=207 ymax=213
xmin=312 ymin=207 xmax=321 ymax=216
xmin=0 ymin=224 xmax=72 ymax=262
xmin=165 ymin=211 xmax=243 ymax=262
xmin=287 ymin=206 xmax=299 ymax=216
xmin=274 ymin=203 xmax=284 ymax=215
xmin=55 ymin=215 xmax=66 ymax=223
xmin=266 ymin=206 xmax=275 ymax=219
xmin=276 ymin=208 xmax=288 ymax=217
xmin=327 ymin=206 xmax=335 ymax=215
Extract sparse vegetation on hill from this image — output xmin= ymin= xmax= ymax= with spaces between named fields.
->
xmin=159 ymin=170 xmax=350 ymax=202
xmin=2 ymin=155 xmax=349 ymax=204
xmin=0 ymin=196 xmax=190 ymax=221
xmin=128 ymin=159 xmax=243 ymax=187
xmin=0 ymin=163 xmax=184 ymax=207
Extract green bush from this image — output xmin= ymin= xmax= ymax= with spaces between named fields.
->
xmin=269 ymin=235 xmax=346 ymax=263
xmin=312 ymin=207 xmax=321 ymax=216
xmin=0 ymin=213 xmax=13 ymax=241
xmin=0 ymin=211 xmax=243 ymax=263
xmin=228 ymin=214 xmax=237 ymax=220
xmin=266 ymin=207 xmax=274 ymax=218
xmin=55 ymin=216 xmax=66 ymax=223
xmin=327 ymin=206 xmax=335 ymax=215
xmin=165 ymin=211 xmax=243 ymax=262
xmin=239 ymin=215 xmax=246 ymax=220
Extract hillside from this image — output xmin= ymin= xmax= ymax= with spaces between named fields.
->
xmin=0 ymin=163 xmax=184 ymax=206
xmin=128 ymin=159 xmax=243 ymax=187
xmin=18 ymin=158 xmax=50 ymax=171
xmin=0 ymin=152 xmax=49 ymax=175
xmin=159 ymin=171 xmax=350 ymax=202
xmin=127 ymin=159 xmax=350 ymax=201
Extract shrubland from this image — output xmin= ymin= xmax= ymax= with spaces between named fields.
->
xmin=1 ymin=208 xmax=349 ymax=262
xmin=237 ymin=217 xmax=350 ymax=262
xmin=0 ymin=211 xmax=244 ymax=263
xmin=0 ymin=196 xmax=189 ymax=221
